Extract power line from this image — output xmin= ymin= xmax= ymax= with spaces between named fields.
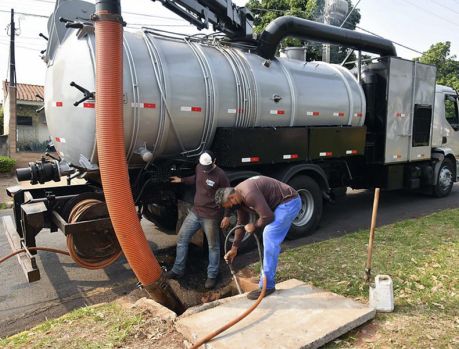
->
xmin=0 ymin=9 xmax=48 ymax=18
xmin=400 ymin=0 xmax=459 ymax=29
xmin=0 ymin=9 xmax=191 ymax=29
xmin=0 ymin=3 xmax=188 ymax=22
xmin=0 ymin=41 xmax=41 ymax=52
xmin=431 ymin=0 xmax=459 ymax=15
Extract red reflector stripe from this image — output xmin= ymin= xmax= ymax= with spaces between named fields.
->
xmin=346 ymin=150 xmax=358 ymax=155
xmin=55 ymin=101 xmax=63 ymax=107
xmin=278 ymin=110 xmax=285 ymax=115
xmin=191 ymin=106 xmax=202 ymax=112
xmin=83 ymin=102 xmax=95 ymax=108
xmin=144 ymin=103 xmax=156 ymax=109
xmin=55 ymin=137 xmax=66 ymax=143
xmin=241 ymin=157 xmax=260 ymax=163
xmin=354 ymin=112 xmax=363 ymax=117
xmin=283 ymin=154 xmax=299 ymax=160
xmin=319 ymin=152 xmax=333 ymax=157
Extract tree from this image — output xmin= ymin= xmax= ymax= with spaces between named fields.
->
xmin=246 ymin=0 xmax=361 ymax=63
xmin=418 ymin=42 xmax=459 ymax=91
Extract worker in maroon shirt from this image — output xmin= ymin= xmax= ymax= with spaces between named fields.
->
xmin=168 ymin=151 xmax=231 ymax=289
xmin=215 ymin=176 xmax=301 ymax=299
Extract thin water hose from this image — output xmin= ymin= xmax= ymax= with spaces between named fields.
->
xmin=0 ymin=247 xmax=70 ymax=265
xmin=190 ymin=225 xmax=265 ymax=349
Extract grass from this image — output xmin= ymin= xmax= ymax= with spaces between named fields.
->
xmin=0 ymin=202 xmax=9 ymax=210
xmin=0 ymin=303 xmax=174 ymax=349
xmin=256 ymin=208 xmax=459 ymax=348
xmin=1 ymin=209 xmax=458 ymax=348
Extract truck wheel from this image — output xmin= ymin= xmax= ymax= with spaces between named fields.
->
xmin=433 ymin=159 xmax=454 ymax=198
xmin=287 ymin=175 xmax=323 ymax=239
xmin=142 ymin=204 xmax=178 ymax=231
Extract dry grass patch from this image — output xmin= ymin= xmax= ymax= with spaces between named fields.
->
xmin=0 ymin=302 xmax=184 ymax=349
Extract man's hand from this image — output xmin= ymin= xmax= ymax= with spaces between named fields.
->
xmin=170 ymin=176 xmax=181 ymax=183
xmin=220 ymin=216 xmax=230 ymax=229
xmin=244 ymin=223 xmax=256 ymax=234
xmin=224 ymin=246 xmax=238 ymax=264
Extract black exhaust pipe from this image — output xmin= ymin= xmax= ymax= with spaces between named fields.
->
xmin=257 ymin=16 xmax=397 ymax=60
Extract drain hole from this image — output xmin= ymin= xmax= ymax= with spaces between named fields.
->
xmin=152 ymin=246 xmax=258 ymax=315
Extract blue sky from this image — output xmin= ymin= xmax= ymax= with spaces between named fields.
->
xmin=0 ymin=0 xmax=457 ymax=88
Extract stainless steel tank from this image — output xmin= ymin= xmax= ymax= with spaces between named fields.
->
xmin=45 ymin=28 xmax=366 ymax=169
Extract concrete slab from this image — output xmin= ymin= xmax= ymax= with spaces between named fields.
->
xmin=176 ymin=279 xmax=375 ymax=349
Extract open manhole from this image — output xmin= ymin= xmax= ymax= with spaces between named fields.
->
xmin=153 ymin=245 xmax=258 ymax=315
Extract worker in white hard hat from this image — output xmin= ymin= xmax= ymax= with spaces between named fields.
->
xmin=168 ymin=150 xmax=231 ymax=289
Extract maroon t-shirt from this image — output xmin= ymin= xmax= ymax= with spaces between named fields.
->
xmin=232 ymin=176 xmax=298 ymax=247
xmin=182 ymin=164 xmax=230 ymax=219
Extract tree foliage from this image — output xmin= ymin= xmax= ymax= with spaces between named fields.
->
xmin=246 ymin=0 xmax=361 ymax=63
xmin=418 ymin=42 xmax=459 ymax=91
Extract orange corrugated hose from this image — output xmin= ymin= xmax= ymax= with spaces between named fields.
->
xmin=94 ymin=10 xmax=162 ymax=286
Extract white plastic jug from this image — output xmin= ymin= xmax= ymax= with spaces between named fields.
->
xmin=369 ymin=274 xmax=394 ymax=312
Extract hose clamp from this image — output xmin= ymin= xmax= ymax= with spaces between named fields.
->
xmin=91 ymin=13 xmax=126 ymax=26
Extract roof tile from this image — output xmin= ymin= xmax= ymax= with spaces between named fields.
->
xmin=2 ymin=80 xmax=44 ymax=102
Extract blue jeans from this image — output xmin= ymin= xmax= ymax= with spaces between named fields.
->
xmin=260 ymin=197 xmax=302 ymax=290
xmin=171 ymin=210 xmax=220 ymax=278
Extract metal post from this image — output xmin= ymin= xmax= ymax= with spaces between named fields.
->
xmin=357 ymin=50 xmax=362 ymax=82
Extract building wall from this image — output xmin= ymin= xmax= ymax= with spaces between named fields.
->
xmin=16 ymin=104 xmax=50 ymax=152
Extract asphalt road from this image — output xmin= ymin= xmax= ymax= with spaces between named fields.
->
xmin=1 ymin=184 xmax=458 ymax=337
xmin=0 ymin=213 xmax=177 ymax=338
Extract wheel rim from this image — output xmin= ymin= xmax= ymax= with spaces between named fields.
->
xmin=293 ymin=189 xmax=314 ymax=227
xmin=439 ymin=166 xmax=452 ymax=192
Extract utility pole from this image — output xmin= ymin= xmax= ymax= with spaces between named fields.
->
xmin=7 ymin=8 xmax=17 ymax=156
xmin=9 ymin=9 xmax=16 ymax=87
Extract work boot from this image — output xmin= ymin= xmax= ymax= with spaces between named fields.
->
xmin=247 ymin=287 xmax=276 ymax=300
xmin=205 ymin=277 xmax=217 ymax=289
xmin=166 ymin=270 xmax=183 ymax=280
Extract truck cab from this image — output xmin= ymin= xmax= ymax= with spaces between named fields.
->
xmin=432 ymin=85 xmax=459 ymax=177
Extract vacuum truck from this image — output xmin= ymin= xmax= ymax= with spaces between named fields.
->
xmin=3 ymin=0 xmax=458 ymax=281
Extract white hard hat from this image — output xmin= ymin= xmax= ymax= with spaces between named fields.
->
xmin=199 ymin=152 xmax=213 ymax=166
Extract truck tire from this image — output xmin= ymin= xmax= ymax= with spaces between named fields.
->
xmin=142 ymin=203 xmax=178 ymax=231
xmin=287 ymin=175 xmax=323 ymax=239
xmin=433 ymin=159 xmax=454 ymax=198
